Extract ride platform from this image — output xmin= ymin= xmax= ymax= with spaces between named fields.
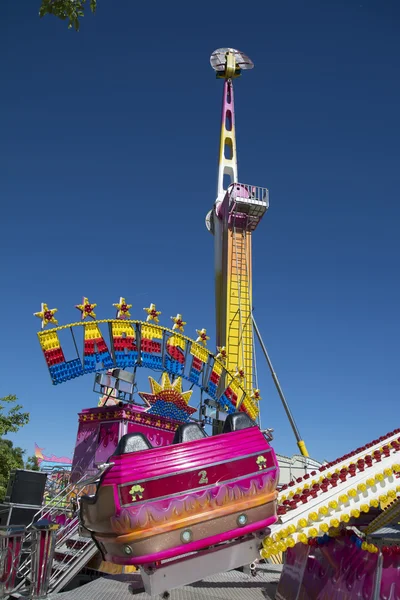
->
xmin=48 ymin=563 xmax=283 ymax=600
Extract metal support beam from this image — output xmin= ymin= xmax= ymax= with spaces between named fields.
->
xmin=252 ymin=315 xmax=309 ymax=457
xmin=139 ymin=534 xmax=263 ymax=598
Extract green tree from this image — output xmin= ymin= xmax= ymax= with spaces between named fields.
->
xmin=0 ymin=395 xmax=31 ymax=503
xmin=39 ymin=0 xmax=97 ymax=31
xmin=0 ymin=395 xmax=29 ymax=436
xmin=25 ymin=455 xmax=40 ymax=471
xmin=0 ymin=440 xmax=25 ymax=502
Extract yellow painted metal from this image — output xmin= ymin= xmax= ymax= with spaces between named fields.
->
xmin=224 ymin=51 xmax=237 ymax=79
xmin=297 ymin=440 xmax=309 ymax=458
xmin=365 ymin=497 xmax=400 ymax=534
xmin=226 ymin=228 xmax=254 ymax=396
xmin=213 ymin=73 xmax=256 ymax=398
xmin=216 ymin=50 xmax=241 ymax=80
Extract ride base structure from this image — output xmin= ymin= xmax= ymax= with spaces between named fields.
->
xmin=2 ymin=49 xmax=399 ymax=600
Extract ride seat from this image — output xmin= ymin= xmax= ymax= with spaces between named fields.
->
xmin=173 ymin=423 xmax=207 ymax=444
xmin=223 ymin=412 xmax=256 ymax=433
xmin=113 ymin=433 xmax=153 ymax=455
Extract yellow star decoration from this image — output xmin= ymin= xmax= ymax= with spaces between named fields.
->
xmin=76 ymin=297 xmax=97 ymax=320
xmin=113 ymin=297 xmax=132 ymax=319
xmin=140 ymin=373 xmax=193 ymax=406
xmin=234 ymin=367 xmax=245 ymax=381
xmin=196 ymin=328 xmax=209 ymax=346
xmin=216 ymin=346 xmax=227 ymax=362
xmin=171 ymin=313 xmax=186 ymax=332
xmin=144 ymin=303 xmax=161 ymax=323
xmin=251 ymin=389 xmax=262 ymax=402
xmin=34 ymin=303 xmax=58 ymax=329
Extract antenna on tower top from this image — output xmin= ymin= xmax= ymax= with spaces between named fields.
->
xmin=210 ymin=48 xmax=254 ymax=79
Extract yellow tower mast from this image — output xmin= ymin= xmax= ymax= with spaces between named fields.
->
xmin=206 ymin=48 xmax=309 ymax=456
xmin=206 ymin=48 xmax=266 ymax=402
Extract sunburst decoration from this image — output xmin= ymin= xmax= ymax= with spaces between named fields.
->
xmin=113 ymin=297 xmax=132 ymax=319
xmin=34 ymin=303 xmax=58 ymax=329
xmin=171 ymin=313 xmax=186 ymax=332
xmin=139 ymin=373 xmax=196 ymax=423
xmin=144 ymin=303 xmax=161 ymax=323
xmin=76 ymin=297 xmax=97 ymax=320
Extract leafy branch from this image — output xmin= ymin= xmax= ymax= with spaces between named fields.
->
xmin=0 ymin=395 xmax=29 ymax=436
xmin=0 ymin=395 xmax=33 ymax=502
xmin=39 ymin=0 xmax=97 ymax=31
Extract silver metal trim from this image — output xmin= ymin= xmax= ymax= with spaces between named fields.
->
xmin=78 ymin=462 xmax=114 ymax=487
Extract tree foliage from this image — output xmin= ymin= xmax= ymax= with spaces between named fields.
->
xmin=0 ymin=395 xmax=29 ymax=437
xmin=39 ymin=0 xmax=97 ymax=31
xmin=0 ymin=439 xmax=25 ymax=502
xmin=25 ymin=455 xmax=40 ymax=471
xmin=0 ymin=395 xmax=32 ymax=503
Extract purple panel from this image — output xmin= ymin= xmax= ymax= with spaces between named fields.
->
xmin=278 ymin=538 xmax=384 ymax=600
xmin=379 ymin=553 xmax=400 ymax=599
xmin=127 ymin=422 xmax=174 ymax=448
xmin=94 ymin=422 xmax=119 ymax=465
xmin=276 ymin=544 xmax=310 ymax=600
xmin=71 ymin=421 xmax=99 ymax=482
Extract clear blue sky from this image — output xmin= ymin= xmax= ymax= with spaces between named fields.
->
xmin=2 ymin=0 xmax=399 ymax=464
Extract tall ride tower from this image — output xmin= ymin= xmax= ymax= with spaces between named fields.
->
xmin=206 ymin=48 xmax=268 ymax=400
xmin=206 ymin=48 xmax=309 ymax=457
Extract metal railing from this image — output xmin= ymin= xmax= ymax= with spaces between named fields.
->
xmin=227 ymin=182 xmax=269 ymax=231
xmin=228 ymin=182 xmax=269 ymax=206
xmin=0 ymin=526 xmax=26 ymax=596
xmin=13 ymin=468 xmax=98 ymax=594
xmin=48 ymin=535 xmax=97 ymax=594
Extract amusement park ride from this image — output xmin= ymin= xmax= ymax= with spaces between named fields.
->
xmin=1 ymin=48 xmax=400 ymax=600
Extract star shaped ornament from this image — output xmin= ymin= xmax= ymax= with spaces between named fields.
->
xmin=138 ymin=373 xmax=196 ymax=422
xmin=216 ymin=346 xmax=227 ymax=362
xmin=251 ymin=389 xmax=262 ymax=402
xmin=144 ymin=303 xmax=161 ymax=323
xmin=234 ymin=367 xmax=245 ymax=381
xmin=34 ymin=303 xmax=58 ymax=329
xmin=171 ymin=313 xmax=186 ymax=332
xmin=113 ymin=297 xmax=132 ymax=319
xmin=76 ymin=297 xmax=97 ymax=320
xmin=196 ymin=328 xmax=209 ymax=346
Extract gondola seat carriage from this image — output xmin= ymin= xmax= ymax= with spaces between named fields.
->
xmin=80 ymin=412 xmax=279 ymax=566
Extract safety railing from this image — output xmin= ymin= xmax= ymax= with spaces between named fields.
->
xmin=0 ymin=525 xmax=26 ymax=597
xmin=227 ymin=182 xmax=269 ymax=231
xmin=12 ymin=468 xmax=98 ymax=595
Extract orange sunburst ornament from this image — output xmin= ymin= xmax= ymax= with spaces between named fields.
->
xmin=139 ymin=373 xmax=196 ymax=423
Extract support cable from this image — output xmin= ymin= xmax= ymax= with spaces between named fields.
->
xmin=252 ymin=314 xmax=309 ymax=457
